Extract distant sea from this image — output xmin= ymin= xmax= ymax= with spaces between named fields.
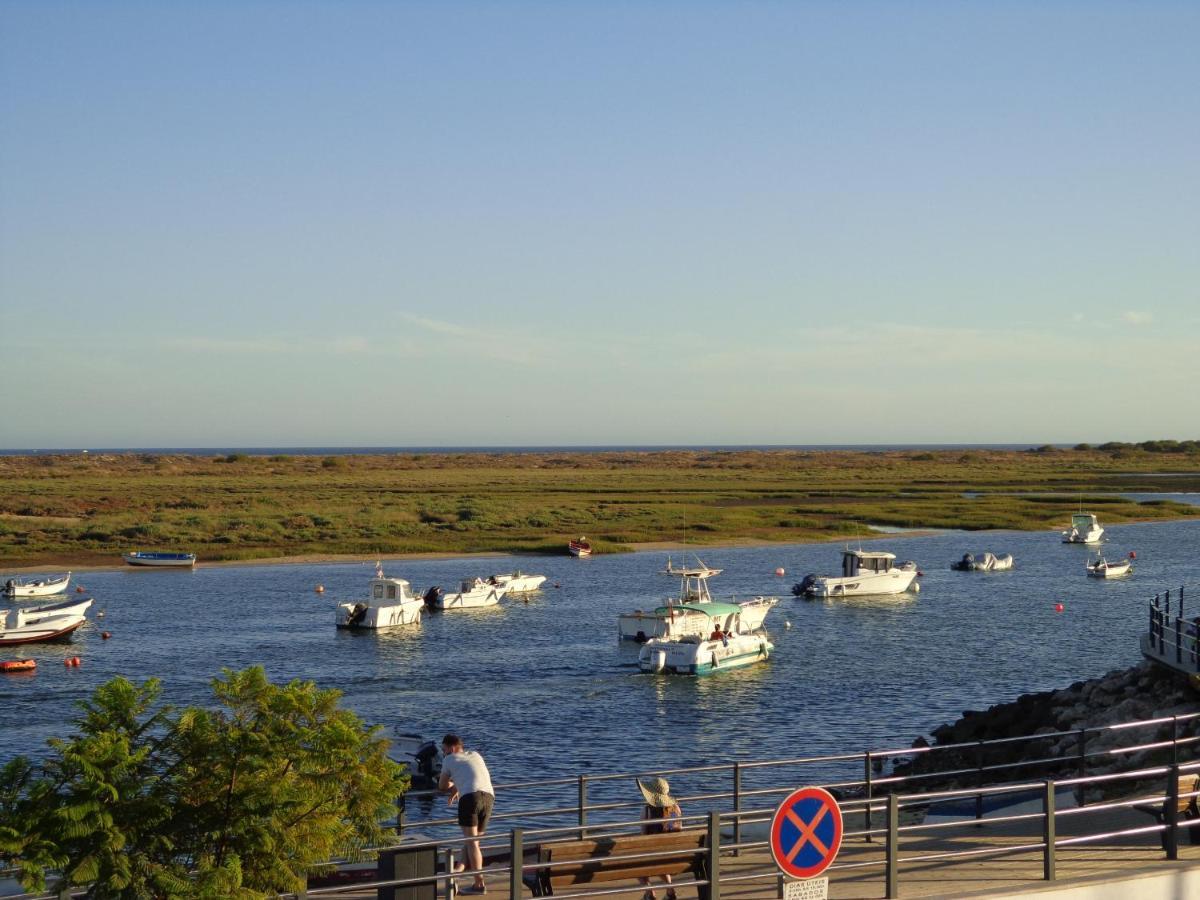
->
xmin=0 ymin=443 xmax=1051 ymax=456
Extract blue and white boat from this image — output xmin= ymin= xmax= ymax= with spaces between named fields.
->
xmin=122 ymin=551 xmax=197 ymax=567
xmin=637 ymin=602 xmax=774 ymax=675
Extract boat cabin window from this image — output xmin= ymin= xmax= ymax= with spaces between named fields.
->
xmin=374 ymin=585 xmax=384 ymax=599
xmin=387 ymin=585 xmax=397 ymax=599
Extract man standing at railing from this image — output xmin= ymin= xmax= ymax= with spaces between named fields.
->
xmin=440 ymin=733 xmax=495 ymax=895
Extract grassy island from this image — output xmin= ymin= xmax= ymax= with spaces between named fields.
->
xmin=2 ymin=445 xmax=1200 ymax=569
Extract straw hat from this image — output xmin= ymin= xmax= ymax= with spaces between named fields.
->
xmin=637 ymin=777 xmax=677 ymax=809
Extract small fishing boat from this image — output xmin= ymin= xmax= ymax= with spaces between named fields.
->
xmin=488 ymin=571 xmax=547 ymax=593
xmin=619 ymin=558 xmax=778 ymax=642
xmin=1087 ymin=556 xmax=1133 ymax=579
xmin=950 ymin=552 xmax=1014 ymax=572
xmin=336 ymin=570 xmax=426 ymax=629
xmin=123 ymin=551 xmax=197 ymax=567
xmin=638 ymin=604 xmax=774 ymax=675
xmin=4 ymin=572 xmax=71 ymax=598
xmin=427 ymin=577 xmax=507 ymax=610
xmin=0 ymin=597 xmax=93 ymax=646
xmin=568 ymin=537 xmax=592 ymax=558
xmin=1062 ymin=513 xmax=1104 ymax=544
xmin=795 ymin=549 xmax=920 ymax=599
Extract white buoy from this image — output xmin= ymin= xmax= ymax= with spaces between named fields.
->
xmin=785 ymin=621 xmax=792 ymax=629
xmin=774 ymin=567 xmax=785 ymax=576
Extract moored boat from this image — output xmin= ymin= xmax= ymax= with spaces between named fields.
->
xmin=123 ymin=551 xmax=197 ymax=567
xmin=0 ymin=596 xmax=93 ymax=646
xmin=637 ymin=603 xmax=774 ymax=675
xmin=4 ymin=572 xmax=71 ymax=598
xmin=336 ymin=570 xmax=426 ymax=629
xmin=0 ymin=658 xmax=37 ymax=673
xmin=1062 ymin=513 xmax=1104 ymax=544
xmin=618 ymin=558 xmax=778 ymax=642
xmin=796 ymin=549 xmax=920 ymax=599
xmin=950 ymin=552 xmax=1014 ymax=572
xmin=427 ymin=577 xmax=506 ymax=610
xmin=1086 ymin=556 xmax=1133 ymax=579
xmin=488 ymin=571 xmax=547 ymax=593
xmin=568 ymin=537 xmax=592 ymax=557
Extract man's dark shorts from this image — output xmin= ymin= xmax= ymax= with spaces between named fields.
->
xmin=459 ymin=791 xmax=494 ymax=830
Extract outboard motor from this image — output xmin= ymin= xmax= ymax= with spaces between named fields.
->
xmin=423 ymin=586 xmax=442 ymax=609
xmin=346 ymin=603 xmax=368 ymax=627
xmin=641 ymin=647 xmax=667 ymax=673
xmin=413 ymin=739 xmax=443 ymax=785
xmin=795 ymin=574 xmax=819 ymax=596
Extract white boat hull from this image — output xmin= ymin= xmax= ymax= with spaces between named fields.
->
xmin=806 ymin=569 xmax=918 ymax=598
xmin=430 ymin=582 xmax=506 ymax=609
xmin=491 ymin=573 xmax=547 ymax=593
xmin=1 ymin=597 xmax=92 ymax=645
xmin=1063 ymin=528 xmax=1104 ymax=544
xmin=639 ymin=633 xmax=774 ymax=676
xmin=123 ymin=553 xmax=197 ymax=567
xmin=618 ymin=596 xmax=778 ymax=642
xmin=4 ymin=572 xmax=71 ymax=598
xmin=1087 ymin=561 xmax=1133 ymax=579
xmin=336 ymin=600 xmax=423 ymax=628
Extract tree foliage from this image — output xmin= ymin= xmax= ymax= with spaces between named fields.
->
xmin=0 ymin=667 xmax=409 ymax=898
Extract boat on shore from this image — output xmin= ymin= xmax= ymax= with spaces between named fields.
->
xmin=4 ymin=572 xmax=71 ymax=598
xmin=638 ymin=603 xmax=774 ymax=675
xmin=568 ymin=537 xmax=592 ymax=557
xmin=427 ymin=577 xmax=506 ymax=610
xmin=950 ymin=552 xmax=1014 ymax=572
xmin=336 ymin=571 xmax=427 ymax=629
xmin=795 ymin=549 xmax=920 ymax=599
xmin=618 ymin=558 xmax=778 ymax=642
xmin=123 ymin=551 xmax=197 ymax=567
xmin=1086 ymin=556 xmax=1133 ymax=579
xmin=488 ymin=571 xmax=547 ymax=593
xmin=1 ymin=596 xmax=93 ymax=646
xmin=1062 ymin=513 xmax=1104 ymax=544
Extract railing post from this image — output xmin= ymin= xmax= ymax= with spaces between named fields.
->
xmin=509 ymin=828 xmax=523 ymax=900
xmin=1173 ymin=716 xmax=1180 ymax=767
xmin=886 ymin=793 xmax=899 ymax=899
xmin=864 ymin=751 xmax=874 ymax=842
xmin=396 ymin=792 xmax=406 ymax=836
xmin=1166 ymin=765 xmax=1180 ymax=861
xmin=732 ymin=762 xmax=742 ymax=857
xmin=1076 ymin=728 xmax=1088 ymax=807
xmin=974 ymin=741 xmax=985 ymax=821
xmin=707 ymin=810 xmax=721 ymax=900
xmin=445 ymin=849 xmax=457 ymax=900
xmin=577 ymin=775 xmax=588 ymax=840
xmin=1042 ymin=780 xmax=1056 ymax=881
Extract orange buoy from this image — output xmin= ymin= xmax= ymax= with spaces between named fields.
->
xmin=1055 ymin=603 xmax=1065 ymax=613
xmin=1129 ymin=551 xmax=1137 ymax=560
xmin=65 ymin=657 xmax=73 ymax=666
xmin=101 ymin=631 xmax=111 ymax=640
xmin=76 ymin=586 xmax=85 ymax=593
xmin=315 ymin=585 xmax=325 ymax=594
xmin=774 ymin=567 xmax=785 ymax=576
xmin=1 ymin=659 xmax=36 ymax=673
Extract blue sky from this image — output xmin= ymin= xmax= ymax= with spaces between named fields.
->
xmin=2 ymin=2 xmax=1197 ymax=448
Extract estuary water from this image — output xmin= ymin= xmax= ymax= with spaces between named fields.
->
xmin=2 ymin=520 xmax=1197 ymax=812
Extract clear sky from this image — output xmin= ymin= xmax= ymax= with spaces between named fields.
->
xmin=2 ymin=2 xmax=1197 ymax=449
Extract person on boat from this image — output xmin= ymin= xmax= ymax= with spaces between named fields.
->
xmin=636 ymin=777 xmax=683 ymax=900
xmin=439 ymin=733 xmax=494 ymax=895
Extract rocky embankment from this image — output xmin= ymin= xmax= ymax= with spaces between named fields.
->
xmin=894 ymin=662 xmax=1200 ymax=799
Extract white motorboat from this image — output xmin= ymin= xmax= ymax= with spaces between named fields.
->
xmin=1 ymin=596 xmax=93 ymax=646
xmin=488 ymin=571 xmax=547 ymax=593
xmin=638 ymin=603 xmax=774 ymax=675
xmin=4 ymin=572 xmax=71 ymax=598
xmin=1087 ymin=556 xmax=1133 ymax=579
xmin=1062 ymin=513 xmax=1104 ymax=544
xmin=427 ymin=577 xmax=506 ymax=610
xmin=618 ymin=558 xmax=778 ymax=642
xmin=336 ymin=573 xmax=426 ymax=629
xmin=568 ymin=537 xmax=592 ymax=557
xmin=796 ymin=549 xmax=920 ymax=599
xmin=123 ymin=551 xmax=197 ymax=567
xmin=950 ymin=552 xmax=1014 ymax=572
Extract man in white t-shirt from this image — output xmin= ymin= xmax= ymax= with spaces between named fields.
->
xmin=439 ymin=733 xmax=495 ymax=894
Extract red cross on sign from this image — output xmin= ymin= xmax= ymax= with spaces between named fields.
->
xmin=769 ymin=787 xmax=843 ymax=880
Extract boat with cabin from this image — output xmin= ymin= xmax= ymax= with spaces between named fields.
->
xmin=123 ymin=551 xmax=197 ymax=567
xmin=4 ymin=572 xmax=71 ymax=598
xmin=638 ymin=603 xmax=774 ymax=675
xmin=618 ymin=558 xmax=778 ymax=642
xmin=427 ymin=577 xmax=507 ymax=610
xmin=568 ymin=537 xmax=592 ymax=558
xmin=1062 ymin=513 xmax=1104 ymax=544
xmin=488 ymin=571 xmax=547 ymax=593
xmin=795 ymin=549 xmax=920 ymax=599
xmin=1086 ymin=556 xmax=1133 ymax=579
xmin=1 ymin=596 xmax=93 ymax=646
xmin=336 ymin=571 xmax=427 ymax=629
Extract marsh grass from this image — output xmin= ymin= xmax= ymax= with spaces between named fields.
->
xmin=1 ymin=447 xmax=1199 ymax=566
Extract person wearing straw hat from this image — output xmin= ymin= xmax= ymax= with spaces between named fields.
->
xmin=636 ymin=777 xmax=683 ymax=900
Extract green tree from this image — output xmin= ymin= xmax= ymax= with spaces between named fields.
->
xmin=0 ymin=667 xmax=408 ymax=898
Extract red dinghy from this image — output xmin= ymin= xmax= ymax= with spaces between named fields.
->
xmin=568 ymin=537 xmax=592 ymax=558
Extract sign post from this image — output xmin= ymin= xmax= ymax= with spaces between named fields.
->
xmin=769 ymin=786 xmax=843 ymax=900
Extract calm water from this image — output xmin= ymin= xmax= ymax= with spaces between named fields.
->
xmin=2 ymin=520 xmax=1196 ymax=815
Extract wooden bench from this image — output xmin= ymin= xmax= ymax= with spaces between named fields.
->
xmin=525 ymin=830 xmax=709 ymax=899
xmin=1134 ymin=773 xmax=1200 ymax=849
